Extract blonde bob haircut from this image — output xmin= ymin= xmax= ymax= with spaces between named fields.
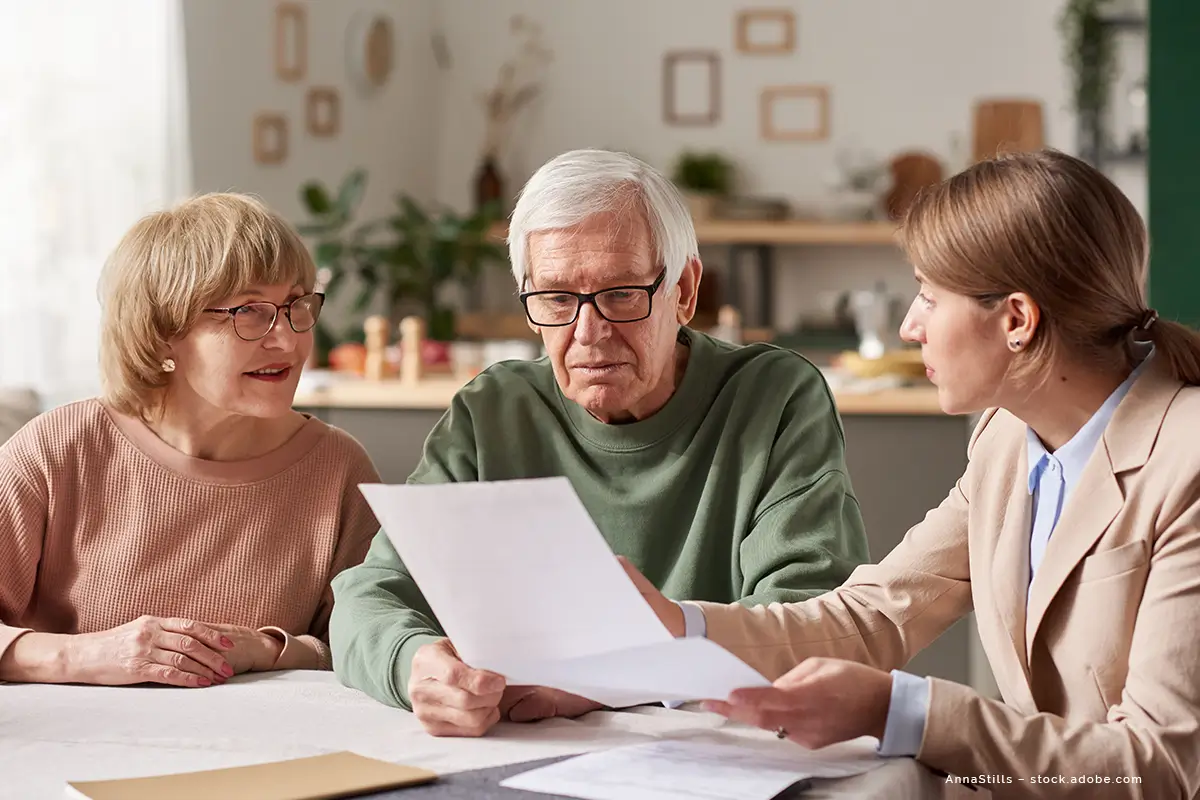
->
xmin=98 ymin=192 xmax=316 ymax=419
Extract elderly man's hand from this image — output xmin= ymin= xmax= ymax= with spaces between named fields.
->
xmin=617 ymin=556 xmax=685 ymax=637
xmin=408 ymin=638 xmax=506 ymax=737
xmin=500 ymin=686 xmax=605 ymax=723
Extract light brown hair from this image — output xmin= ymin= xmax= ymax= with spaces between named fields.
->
xmin=98 ymin=193 xmax=316 ymax=418
xmin=900 ymin=149 xmax=1200 ymax=385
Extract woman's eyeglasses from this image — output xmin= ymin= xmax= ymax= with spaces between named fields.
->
xmin=204 ymin=292 xmax=325 ymax=342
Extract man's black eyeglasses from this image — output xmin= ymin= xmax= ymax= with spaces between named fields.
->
xmin=519 ymin=269 xmax=666 ymax=327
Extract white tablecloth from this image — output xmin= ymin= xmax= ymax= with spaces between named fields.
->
xmin=1 ymin=670 xmax=969 ymax=799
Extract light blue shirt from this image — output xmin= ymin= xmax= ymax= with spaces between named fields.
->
xmin=878 ymin=353 xmax=1151 ymax=757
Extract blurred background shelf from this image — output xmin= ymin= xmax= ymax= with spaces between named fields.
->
xmin=489 ymin=220 xmax=898 ymax=247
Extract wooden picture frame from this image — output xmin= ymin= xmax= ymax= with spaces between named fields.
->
xmin=347 ymin=11 xmax=395 ymax=89
xmin=760 ymin=85 xmax=830 ymax=141
xmin=306 ymin=87 xmax=340 ymax=137
xmin=662 ymin=51 xmax=721 ymax=126
xmin=736 ymin=8 xmax=796 ymax=54
xmin=253 ymin=113 xmax=288 ymax=164
xmin=275 ymin=2 xmax=307 ymax=82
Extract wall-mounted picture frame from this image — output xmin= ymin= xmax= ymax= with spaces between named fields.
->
xmin=760 ymin=85 xmax=830 ymax=141
xmin=275 ymin=2 xmax=307 ymax=83
xmin=306 ymin=87 xmax=340 ymax=137
xmin=253 ymin=113 xmax=288 ymax=164
xmin=663 ymin=51 xmax=721 ymax=126
xmin=347 ymin=11 xmax=395 ymax=90
xmin=736 ymin=9 xmax=796 ymax=54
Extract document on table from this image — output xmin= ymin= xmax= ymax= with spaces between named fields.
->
xmin=359 ymin=477 xmax=771 ymax=707
xmin=499 ymin=739 xmax=884 ymax=800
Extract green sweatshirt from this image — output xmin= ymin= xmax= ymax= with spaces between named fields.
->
xmin=329 ymin=327 xmax=868 ymax=709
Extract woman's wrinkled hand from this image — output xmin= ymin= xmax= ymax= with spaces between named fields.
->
xmin=203 ymin=623 xmax=285 ymax=674
xmin=66 ymin=615 xmax=237 ymax=688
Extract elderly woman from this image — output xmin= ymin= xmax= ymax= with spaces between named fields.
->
xmin=0 ymin=193 xmax=379 ymax=688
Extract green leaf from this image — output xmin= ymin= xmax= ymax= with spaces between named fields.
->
xmin=337 ymin=170 xmax=368 ymax=215
xmin=397 ymin=194 xmax=430 ymax=227
xmin=301 ymin=182 xmax=333 ymax=214
xmin=351 ymin=219 xmax=388 ymax=243
xmin=315 ymin=241 xmax=344 ymax=267
xmin=296 ymin=221 xmax=340 ymax=237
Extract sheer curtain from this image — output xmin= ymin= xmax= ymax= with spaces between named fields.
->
xmin=0 ymin=0 xmax=192 ymax=409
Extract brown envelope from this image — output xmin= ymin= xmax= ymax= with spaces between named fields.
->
xmin=66 ymin=751 xmax=437 ymax=800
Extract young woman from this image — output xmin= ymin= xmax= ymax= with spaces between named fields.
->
xmin=626 ymin=149 xmax=1200 ymax=798
xmin=0 ymin=193 xmax=379 ymax=688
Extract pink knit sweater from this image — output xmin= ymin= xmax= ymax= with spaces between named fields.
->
xmin=0 ymin=399 xmax=380 ymax=671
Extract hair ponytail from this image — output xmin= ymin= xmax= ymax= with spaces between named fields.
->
xmin=1145 ymin=317 xmax=1200 ymax=385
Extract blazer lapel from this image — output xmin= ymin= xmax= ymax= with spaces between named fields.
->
xmin=1024 ymin=358 xmax=1181 ymax=658
xmin=1024 ymin=446 xmax=1122 ymax=657
xmin=991 ymin=452 xmax=1033 ymax=683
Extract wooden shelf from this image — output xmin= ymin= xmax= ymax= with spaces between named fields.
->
xmin=490 ymin=219 xmax=898 ymax=247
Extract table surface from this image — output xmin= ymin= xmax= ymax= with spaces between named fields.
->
xmin=1 ymin=671 xmax=965 ymax=800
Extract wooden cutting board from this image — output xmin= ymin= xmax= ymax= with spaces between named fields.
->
xmin=972 ymin=99 xmax=1044 ymax=161
xmin=886 ymin=152 xmax=944 ymax=221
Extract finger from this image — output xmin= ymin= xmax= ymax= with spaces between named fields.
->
xmin=617 ymin=556 xmax=657 ymax=594
xmin=157 ymin=632 xmax=233 ymax=678
xmin=417 ymin=703 xmax=501 ymax=738
xmin=507 ymin=692 xmax=557 ymax=723
xmin=149 ymin=648 xmax=222 ymax=684
xmin=144 ymin=662 xmax=213 ymax=689
xmin=774 ymin=658 xmax=826 ymax=687
xmin=727 ymin=686 xmax=798 ymax=710
xmin=711 ymin=700 xmax=785 ymax=732
xmin=412 ymin=680 xmax=503 ymax=712
xmin=702 ymin=699 xmax=734 ymax=716
xmin=427 ymin=655 xmax=505 ymax=696
xmin=499 ymin=686 xmax=539 ymax=716
xmin=159 ymin=618 xmax=234 ymax=652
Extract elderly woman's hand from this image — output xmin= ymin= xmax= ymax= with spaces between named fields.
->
xmin=62 ymin=616 xmax=236 ymax=688
xmin=204 ymin=623 xmax=285 ymax=674
xmin=703 ymin=658 xmax=892 ymax=749
xmin=617 ymin=556 xmax=685 ymax=637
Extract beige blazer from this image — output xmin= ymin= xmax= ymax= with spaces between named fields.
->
xmin=697 ymin=359 xmax=1200 ymax=798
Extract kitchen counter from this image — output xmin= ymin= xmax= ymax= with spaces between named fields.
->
xmin=293 ymin=375 xmax=946 ymax=416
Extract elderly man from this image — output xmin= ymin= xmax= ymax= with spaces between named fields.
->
xmin=329 ymin=149 xmax=868 ymax=736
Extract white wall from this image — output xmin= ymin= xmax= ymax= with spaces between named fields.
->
xmin=426 ymin=0 xmax=1120 ymax=326
xmin=179 ymin=0 xmax=1146 ymax=331
xmin=182 ymin=0 xmax=439 ymax=224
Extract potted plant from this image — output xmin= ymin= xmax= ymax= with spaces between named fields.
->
xmin=1060 ymin=0 xmax=1118 ymax=161
xmin=671 ymin=151 xmax=734 ymax=220
xmin=298 ymin=170 xmax=508 ymax=351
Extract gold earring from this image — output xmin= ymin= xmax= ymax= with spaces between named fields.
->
xmin=161 ymin=358 xmax=176 ymax=373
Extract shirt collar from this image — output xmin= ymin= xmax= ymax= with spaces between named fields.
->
xmin=1026 ymin=348 xmax=1154 ymax=494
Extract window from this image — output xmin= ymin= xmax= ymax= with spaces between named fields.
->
xmin=0 ymin=0 xmax=192 ymax=407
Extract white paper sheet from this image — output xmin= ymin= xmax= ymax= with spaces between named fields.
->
xmin=500 ymin=739 xmax=884 ymax=800
xmin=359 ymin=478 xmax=772 ymax=707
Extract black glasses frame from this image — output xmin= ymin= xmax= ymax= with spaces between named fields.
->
xmin=204 ymin=292 xmax=326 ymax=342
xmin=518 ymin=269 xmax=667 ymax=327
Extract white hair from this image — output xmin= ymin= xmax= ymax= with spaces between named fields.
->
xmin=507 ymin=149 xmax=699 ymax=290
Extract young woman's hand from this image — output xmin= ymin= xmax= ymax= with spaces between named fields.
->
xmin=617 ymin=556 xmax=685 ymax=637
xmin=704 ymin=658 xmax=893 ymax=749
